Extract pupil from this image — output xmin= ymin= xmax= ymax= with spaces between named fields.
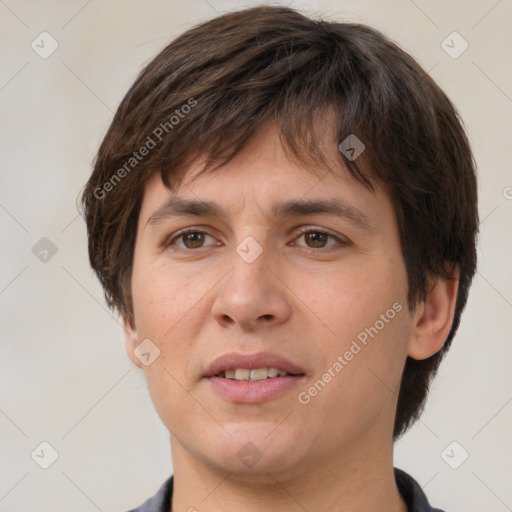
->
xmin=185 ymin=232 xmax=204 ymax=248
xmin=307 ymin=232 xmax=327 ymax=248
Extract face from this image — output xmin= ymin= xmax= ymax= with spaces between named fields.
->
xmin=125 ymin=122 xmax=417 ymax=480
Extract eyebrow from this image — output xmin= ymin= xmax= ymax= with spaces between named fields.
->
xmin=145 ymin=197 xmax=376 ymax=231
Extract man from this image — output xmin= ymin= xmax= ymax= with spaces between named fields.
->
xmin=82 ymin=6 xmax=478 ymax=511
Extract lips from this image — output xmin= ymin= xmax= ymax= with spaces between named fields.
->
xmin=203 ymin=352 xmax=305 ymax=378
xmin=203 ymin=352 xmax=306 ymax=404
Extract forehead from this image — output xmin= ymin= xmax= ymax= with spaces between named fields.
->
xmin=138 ymin=122 xmax=389 ymax=227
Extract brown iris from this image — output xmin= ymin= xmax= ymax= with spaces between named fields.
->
xmin=304 ymin=232 xmax=329 ymax=248
xmin=182 ymin=232 xmax=205 ymax=249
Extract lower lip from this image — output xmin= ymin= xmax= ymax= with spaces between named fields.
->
xmin=206 ymin=376 xmax=304 ymax=403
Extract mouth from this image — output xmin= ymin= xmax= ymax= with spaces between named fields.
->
xmin=216 ymin=367 xmax=297 ymax=381
xmin=203 ymin=352 xmax=306 ymax=403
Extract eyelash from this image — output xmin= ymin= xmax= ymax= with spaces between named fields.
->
xmin=165 ymin=226 xmax=348 ymax=253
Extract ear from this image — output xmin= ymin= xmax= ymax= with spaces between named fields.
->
xmin=123 ymin=316 xmax=143 ymax=369
xmin=407 ymin=267 xmax=460 ymax=360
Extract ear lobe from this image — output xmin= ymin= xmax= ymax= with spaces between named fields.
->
xmin=407 ymin=268 xmax=460 ymax=361
xmin=123 ymin=317 xmax=143 ymax=369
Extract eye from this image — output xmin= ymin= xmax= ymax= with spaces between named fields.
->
xmin=167 ymin=228 xmax=219 ymax=250
xmin=164 ymin=226 xmax=347 ymax=252
xmin=292 ymin=227 xmax=347 ymax=251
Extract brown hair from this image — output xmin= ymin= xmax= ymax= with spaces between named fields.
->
xmin=81 ymin=6 xmax=478 ymax=439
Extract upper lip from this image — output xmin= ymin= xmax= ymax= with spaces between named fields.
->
xmin=203 ymin=352 xmax=306 ymax=378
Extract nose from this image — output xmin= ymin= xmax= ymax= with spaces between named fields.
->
xmin=211 ymin=243 xmax=293 ymax=332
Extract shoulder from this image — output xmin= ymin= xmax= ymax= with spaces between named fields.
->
xmin=127 ymin=471 xmax=445 ymax=512
xmin=394 ymin=467 xmax=446 ymax=512
xmin=125 ymin=476 xmax=174 ymax=512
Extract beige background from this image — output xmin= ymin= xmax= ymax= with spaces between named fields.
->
xmin=1 ymin=1 xmax=511 ymax=511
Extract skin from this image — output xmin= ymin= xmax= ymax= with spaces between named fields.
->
xmin=124 ymin=122 xmax=458 ymax=511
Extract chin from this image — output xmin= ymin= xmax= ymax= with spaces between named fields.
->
xmin=199 ymin=424 xmax=310 ymax=478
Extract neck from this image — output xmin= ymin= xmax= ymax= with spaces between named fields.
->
xmin=169 ymin=435 xmax=406 ymax=512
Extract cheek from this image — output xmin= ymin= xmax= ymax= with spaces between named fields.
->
xmin=131 ymin=258 xmax=202 ymax=339
xmin=308 ymin=259 xmax=407 ymax=337
xmin=129 ymin=258 xmax=221 ymax=395
xmin=297 ymin=300 xmax=411 ymax=444
xmin=130 ymin=265 xmax=207 ymax=430
xmin=302 ymin=256 xmax=410 ymax=391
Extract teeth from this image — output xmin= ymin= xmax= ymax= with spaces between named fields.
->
xmin=267 ymin=368 xmax=279 ymax=378
xmin=234 ymin=369 xmax=251 ymax=380
xmin=250 ymin=368 xmax=268 ymax=381
xmin=222 ymin=367 xmax=289 ymax=381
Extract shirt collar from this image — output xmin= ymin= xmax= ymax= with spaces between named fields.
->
xmin=129 ymin=468 xmax=444 ymax=512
